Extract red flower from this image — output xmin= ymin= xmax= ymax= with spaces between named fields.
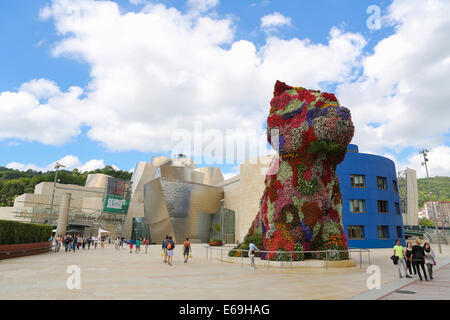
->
xmin=273 ymin=80 xmax=293 ymax=97
xmin=322 ymin=92 xmax=337 ymax=102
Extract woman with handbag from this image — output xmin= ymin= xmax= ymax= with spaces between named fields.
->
xmin=424 ymin=242 xmax=436 ymax=280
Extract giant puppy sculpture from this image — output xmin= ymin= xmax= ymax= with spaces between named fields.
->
xmin=237 ymin=80 xmax=355 ymax=260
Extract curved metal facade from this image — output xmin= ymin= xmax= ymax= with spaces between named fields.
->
xmin=143 ymin=177 xmax=223 ymax=243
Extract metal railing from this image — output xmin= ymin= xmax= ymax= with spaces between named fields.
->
xmin=205 ymin=246 xmax=371 ymax=270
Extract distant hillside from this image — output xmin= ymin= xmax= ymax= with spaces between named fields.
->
xmin=0 ymin=166 xmax=132 ymax=207
xmin=417 ymin=176 xmax=450 ymax=208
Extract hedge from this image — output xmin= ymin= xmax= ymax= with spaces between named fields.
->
xmin=0 ymin=220 xmax=52 ymax=245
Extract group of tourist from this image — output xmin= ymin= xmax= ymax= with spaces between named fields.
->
xmin=393 ymin=238 xmax=436 ymax=281
xmin=160 ymin=235 xmax=192 ymax=266
xmin=53 ymin=234 xmax=110 ymax=252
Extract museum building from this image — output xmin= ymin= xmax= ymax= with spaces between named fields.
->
xmin=337 ymin=144 xmax=405 ymax=248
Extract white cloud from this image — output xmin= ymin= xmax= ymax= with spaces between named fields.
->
xmin=187 ymin=0 xmax=219 ymax=13
xmin=401 ymin=145 xmax=450 ymax=178
xmin=5 ymin=155 xmax=117 ymax=173
xmin=260 ymin=12 xmax=291 ymax=31
xmin=8 ymin=0 xmax=363 ymax=155
xmin=0 ymin=79 xmax=84 ymax=145
xmin=2 ymin=0 xmax=449 ymax=170
xmin=129 ymin=0 xmax=145 ymax=5
xmin=336 ymin=0 xmax=450 ymax=154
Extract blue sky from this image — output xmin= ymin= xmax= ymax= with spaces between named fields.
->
xmin=0 ymin=0 xmax=449 ymax=177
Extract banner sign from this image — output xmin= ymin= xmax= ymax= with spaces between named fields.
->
xmin=103 ymin=195 xmax=130 ymax=214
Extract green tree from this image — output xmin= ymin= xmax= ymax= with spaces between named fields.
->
xmin=419 ymin=218 xmax=435 ymax=227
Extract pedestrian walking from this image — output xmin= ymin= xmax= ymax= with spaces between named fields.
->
xmin=136 ymin=238 xmax=141 ymax=254
xmin=166 ymin=236 xmax=175 ymax=266
xmin=412 ymin=238 xmax=428 ymax=281
xmin=72 ymin=235 xmax=77 ymax=252
xmin=424 ymin=242 xmax=436 ymax=280
xmin=249 ymin=240 xmax=259 ymax=269
xmin=64 ymin=235 xmax=70 ymax=252
xmin=87 ymin=236 xmax=92 ymax=250
xmin=162 ymin=235 xmax=169 ymax=263
xmin=82 ymin=237 xmax=87 ymax=250
xmin=114 ymin=237 xmax=119 ymax=250
xmin=77 ymin=235 xmax=82 ymax=250
xmin=94 ymin=237 xmax=98 ymax=250
xmin=129 ymin=238 xmax=134 ymax=254
xmin=108 ymin=236 xmax=112 ymax=246
xmin=405 ymin=242 xmax=416 ymax=277
xmin=144 ymin=238 xmax=149 ymax=253
xmin=183 ymin=237 xmax=191 ymax=263
xmin=101 ymin=235 xmax=106 ymax=249
xmin=393 ymin=239 xmax=411 ymax=278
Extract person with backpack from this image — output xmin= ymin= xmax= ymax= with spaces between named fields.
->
xmin=424 ymin=242 xmax=436 ymax=280
xmin=393 ymin=239 xmax=411 ymax=278
xmin=183 ymin=238 xmax=191 ymax=263
xmin=166 ymin=236 xmax=175 ymax=266
xmin=162 ymin=235 xmax=169 ymax=263
xmin=412 ymin=238 xmax=428 ymax=281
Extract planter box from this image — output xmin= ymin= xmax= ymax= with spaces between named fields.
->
xmin=209 ymin=241 xmax=223 ymax=246
xmin=0 ymin=241 xmax=53 ymax=260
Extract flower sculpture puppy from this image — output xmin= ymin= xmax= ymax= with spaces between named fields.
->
xmin=236 ymin=80 xmax=355 ymax=261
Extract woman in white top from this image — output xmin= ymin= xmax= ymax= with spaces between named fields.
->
xmin=423 ymin=242 xmax=435 ymax=280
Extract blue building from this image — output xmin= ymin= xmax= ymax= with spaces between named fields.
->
xmin=337 ymin=144 xmax=405 ymax=248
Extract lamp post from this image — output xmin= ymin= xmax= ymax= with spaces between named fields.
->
xmin=49 ymin=162 xmax=65 ymax=227
xmin=419 ymin=149 xmax=441 ymax=253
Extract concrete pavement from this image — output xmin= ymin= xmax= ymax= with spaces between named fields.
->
xmin=0 ymin=244 xmax=449 ymax=300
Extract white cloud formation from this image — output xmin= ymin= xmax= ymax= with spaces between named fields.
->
xmin=260 ymin=11 xmax=291 ymax=30
xmin=1 ymin=0 xmax=449 ymax=171
xmin=336 ymin=0 xmax=450 ymax=155
xmin=401 ymin=145 xmax=450 ymax=178
xmin=0 ymin=78 xmax=84 ymax=145
xmin=5 ymin=155 xmax=116 ymax=173
xmin=187 ymin=0 xmax=219 ymax=13
xmin=7 ymin=0 xmax=363 ymax=155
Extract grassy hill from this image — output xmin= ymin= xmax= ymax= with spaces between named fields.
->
xmin=417 ymin=176 xmax=450 ymax=208
xmin=0 ymin=166 xmax=132 ymax=207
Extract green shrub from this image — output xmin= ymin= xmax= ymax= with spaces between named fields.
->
xmin=0 ymin=220 xmax=52 ymax=245
xmin=210 ymin=238 xmax=223 ymax=243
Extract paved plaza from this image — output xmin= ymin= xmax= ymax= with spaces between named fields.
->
xmin=0 ymin=244 xmax=449 ymax=300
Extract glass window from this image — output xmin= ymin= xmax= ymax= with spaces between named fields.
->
xmin=395 ymin=202 xmax=400 ymax=215
xmin=377 ymin=200 xmax=389 ymax=213
xmin=377 ymin=176 xmax=387 ymax=190
xmin=350 ymin=175 xmax=365 ymax=188
xmin=393 ymin=180 xmax=398 ymax=192
xmin=396 ymin=226 xmax=403 ymax=239
xmin=348 ymin=226 xmax=365 ymax=240
xmin=377 ymin=225 xmax=389 ymax=239
xmin=349 ymin=199 xmax=366 ymax=213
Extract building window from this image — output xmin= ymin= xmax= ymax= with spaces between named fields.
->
xmin=378 ymin=200 xmax=389 ymax=213
xmin=377 ymin=176 xmax=387 ymax=190
xmin=393 ymin=180 xmax=398 ymax=192
xmin=348 ymin=225 xmax=365 ymax=239
xmin=396 ymin=226 xmax=403 ymax=239
xmin=350 ymin=175 xmax=365 ymax=188
xmin=395 ymin=202 xmax=400 ymax=215
xmin=349 ymin=199 xmax=366 ymax=213
xmin=377 ymin=225 xmax=389 ymax=239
